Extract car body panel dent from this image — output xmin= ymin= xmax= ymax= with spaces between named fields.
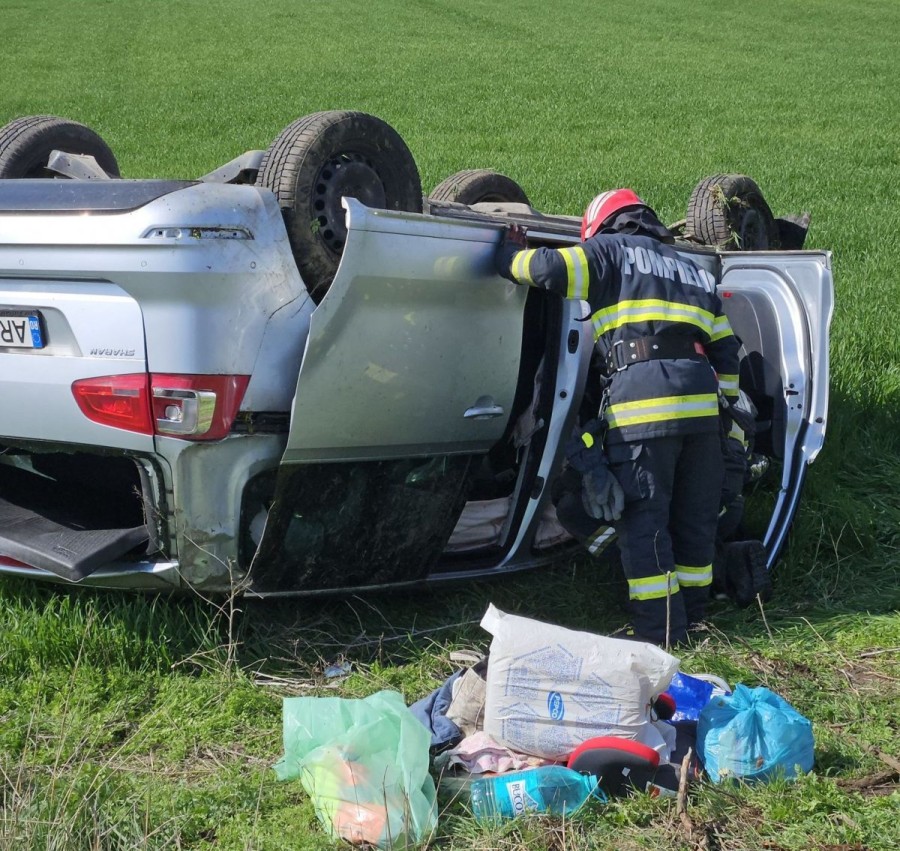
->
xmin=282 ymin=198 xmax=526 ymax=463
xmin=153 ymin=433 xmax=287 ymax=586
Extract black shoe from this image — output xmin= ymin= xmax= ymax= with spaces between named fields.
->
xmin=719 ymin=540 xmax=772 ymax=607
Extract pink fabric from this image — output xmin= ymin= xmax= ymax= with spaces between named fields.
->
xmin=445 ymin=731 xmax=551 ymax=774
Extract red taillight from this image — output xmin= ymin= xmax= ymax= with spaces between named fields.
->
xmin=72 ymin=373 xmax=249 ymax=440
xmin=72 ymin=373 xmax=153 ymax=433
xmin=150 ymin=374 xmax=249 ymax=440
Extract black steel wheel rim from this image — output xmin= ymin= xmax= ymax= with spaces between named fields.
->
xmin=313 ymin=152 xmax=386 ymax=252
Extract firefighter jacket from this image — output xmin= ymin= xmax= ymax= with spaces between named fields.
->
xmin=497 ymin=232 xmax=741 ymax=444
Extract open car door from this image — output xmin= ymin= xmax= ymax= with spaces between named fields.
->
xmin=251 ymin=199 xmax=528 ymax=592
xmin=719 ymin=250 xmax=833 ymax=567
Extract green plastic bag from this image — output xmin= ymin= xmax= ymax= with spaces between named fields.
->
xmin=274 ymin=690 xmax=437 ymax=848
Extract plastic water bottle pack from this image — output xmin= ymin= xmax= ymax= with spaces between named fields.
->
xmin=469 ymin=765 xmax=601 ymax=820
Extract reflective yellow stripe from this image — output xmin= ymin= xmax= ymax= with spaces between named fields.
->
xmin=560 ymin=248 xmax=575 ymax=296
xmin=610 ymin=409 xmax=719 ymax=427
xmin=607 ymin=393 xmax=719 ymax=428
xmin=676 ymin=564 xmax=713 ymax=587
xmin=728 ymin=423 xmax=747 ymax=445
xmin=718 ymin=374 xmax=739 ymax=397
xmin=511 ymin=249 xmax=537 ymax=285
xmin=719 ymin=373 xmax=739 ymax=385
xmin=628 ymin=573 xmax=680 ymax=601
xmin=581 ymin=432 xmax=594 ymax=448
xmin=587 ymin=525 xmax=615 ymax=555
xmin=511 ymin=251 xmax=524 ymax=281
xmin=573 ymin=247 xmax=589 ymax=298
xmin=591 ymin=298 xmax=727 ymax=334
xmin=608 ymin=393 xmax=715 ymax=413
xmin=710 ymin=315 xmax=735 ymax=343
xmin=591 ymin=299 xmax=716 ymax=340
xmin=559 ymin=246 xmax=589 ymax=300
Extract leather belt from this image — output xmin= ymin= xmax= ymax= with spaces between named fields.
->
xmin=605 ymin=335 xmax=706 ymax=374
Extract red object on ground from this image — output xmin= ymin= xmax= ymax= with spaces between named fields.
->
xmin=567 ymin=736 xmax=661 ymax=797
xmin=653 ymin=693 xmax=677 ymax=720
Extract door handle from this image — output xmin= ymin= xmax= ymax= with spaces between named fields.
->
xmin=464 ymin=395 xmax=505 ymax=420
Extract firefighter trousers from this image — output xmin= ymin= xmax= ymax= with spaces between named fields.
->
xmin=606 ymin=431 xmax=724 ymax=645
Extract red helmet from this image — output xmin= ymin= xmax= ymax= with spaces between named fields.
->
xmin=581 ymin=189 xmax=646 ymax=240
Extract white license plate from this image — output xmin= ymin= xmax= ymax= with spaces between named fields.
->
xmin=0 ymin=311 xmax=45 ymax=348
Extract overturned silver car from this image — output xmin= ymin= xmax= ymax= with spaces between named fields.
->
xmin=0 ymin=113 xmax=833 ymax=595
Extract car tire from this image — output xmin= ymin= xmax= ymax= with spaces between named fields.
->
xmin=0 ymin=115 xmax=120 ymax=179
xmin=429 ymin=169 xmax=531 ymax=205
xmin=256 ymin=111 xmax=422 ymax=300
xmin=686 ymin=174 xmax=778 ymax=250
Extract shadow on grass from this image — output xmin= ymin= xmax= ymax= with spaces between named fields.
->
xmin=233 ymin=383 xmax=898 ymax=675
xmin=1 ymin=381 xmax=897 ymax=683
xmin=2 ymin=522 xmax=894 ymax=684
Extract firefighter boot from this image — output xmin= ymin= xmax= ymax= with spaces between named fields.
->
xmin=713 ymin=540 xmax=772 ymax=608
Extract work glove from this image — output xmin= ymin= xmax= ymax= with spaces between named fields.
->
xmin=582 ymin=459 xmax=625 ymax=523
xmin=566 ymin=425 xmax=625 ymax=523
xmin=718 ymin=389 xmax=757 ymax=438
xmin=495 ymin=223 xmax=528 ymax=280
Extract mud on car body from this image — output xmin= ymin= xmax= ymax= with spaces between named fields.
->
xmin=0 ymin=113 xmax=833 ymax=596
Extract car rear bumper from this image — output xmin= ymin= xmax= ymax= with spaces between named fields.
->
xmin=0 ymin=556 xmax=184 ymax=590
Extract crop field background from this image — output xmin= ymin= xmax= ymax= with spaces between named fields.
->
xmin=1 ymin=0 xmax=899 ymax=848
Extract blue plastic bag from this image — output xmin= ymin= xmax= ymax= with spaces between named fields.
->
xmin=697 ymin=684 xmax=814 ymax=783
xmin=666 ymin=672 xmax=715 ymax=724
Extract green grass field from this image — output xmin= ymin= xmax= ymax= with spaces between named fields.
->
xmin=1 ymin=0 xmax=899 ymax=848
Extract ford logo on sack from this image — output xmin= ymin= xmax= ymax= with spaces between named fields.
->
xmin=547 ymin=691 xmax=565 ymax=720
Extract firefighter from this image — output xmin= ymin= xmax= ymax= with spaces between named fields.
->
xmin=495 ymin=190 xmax=742 ymax=646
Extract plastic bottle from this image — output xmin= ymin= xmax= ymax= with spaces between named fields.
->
xmin=469 ymin=766 xmax=599 ymax=820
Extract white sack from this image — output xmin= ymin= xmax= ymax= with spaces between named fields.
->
xmin=480 ymin=604 xmax=679 ymax=760
xmin=446 ymin=498 xmax=510 ymax=552
xmin=447 ymin=498 xmax=572 ymax=553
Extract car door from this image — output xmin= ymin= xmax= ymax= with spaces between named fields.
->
xmin=718 ymin=250 xmax=834 ymax=566
xmin=251 ymin=198 xmax=529 ymax=592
